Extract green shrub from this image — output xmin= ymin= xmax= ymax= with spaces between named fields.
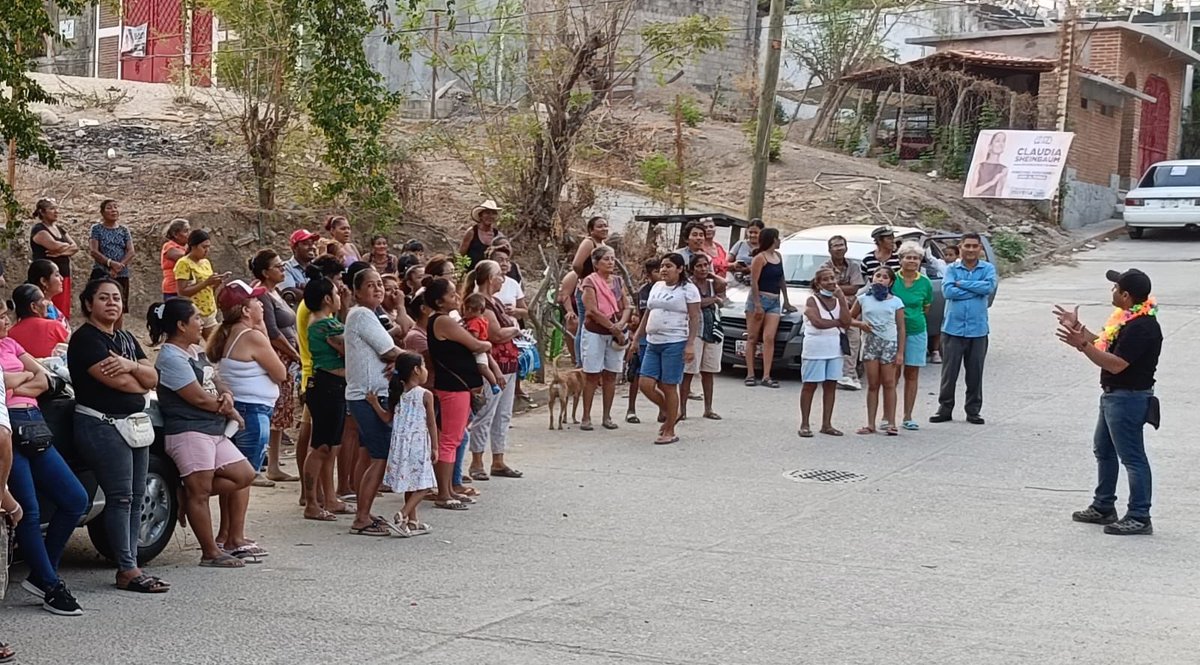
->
xmin=678 ymin=97 xmax=703 ymax=128
xmin=639 ymin=152 xmax=675 ymax=190
xmin=742 ymin=120 xmax=784 ymax=162
xmin=991 ymin=231 xmax=1027 ymax=263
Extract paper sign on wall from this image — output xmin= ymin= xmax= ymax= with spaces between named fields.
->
xmin=963 ymin=130 xmax=1075 ymax=200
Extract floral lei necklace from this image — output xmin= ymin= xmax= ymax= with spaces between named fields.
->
xmin=1094 ymin=297 xmax=1157 ymax=351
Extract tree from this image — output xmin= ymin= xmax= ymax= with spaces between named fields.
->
xmin=785 ymin=0 xmax=910 ymax=144
xmin=0 ymin=0 xmax=85 ymax=237
xmin=203 ymin=0 xmax=302 ymax=209
xmin=420 ymin=0 xmax=727 ymax=244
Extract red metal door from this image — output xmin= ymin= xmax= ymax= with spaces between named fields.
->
xmin=1138 ymin=75 xmax=1171 ymax=175
xmin=119 ymin=0 xmax=210 ymax=85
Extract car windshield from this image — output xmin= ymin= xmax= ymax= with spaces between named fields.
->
xmin=1140 ymin=164 xmax=1200 ymax=188
xmin=782 ymin=253 xmax=830 ymax=286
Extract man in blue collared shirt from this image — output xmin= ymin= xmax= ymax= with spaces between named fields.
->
xmin=931 ymin=232 xmax=997 ymax=425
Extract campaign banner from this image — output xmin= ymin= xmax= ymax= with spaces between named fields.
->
xmin=962 ymin=130 xmax=1074 ymax=200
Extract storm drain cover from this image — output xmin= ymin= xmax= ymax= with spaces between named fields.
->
xmin=783 ymin=469 xmax=866 ymax=484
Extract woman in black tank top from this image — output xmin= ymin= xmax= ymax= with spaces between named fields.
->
xmin=744 ymin=227 xmax=796 ymax=388
xmin=423 ymin=278 xmax=490 ymax=509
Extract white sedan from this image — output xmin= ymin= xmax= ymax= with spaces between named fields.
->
xmin=1123 ymin=159 xmax=1200 ymax=238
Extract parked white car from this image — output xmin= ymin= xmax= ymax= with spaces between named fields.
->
xmin=1123 ymin=159 xmax=1200 ymax=238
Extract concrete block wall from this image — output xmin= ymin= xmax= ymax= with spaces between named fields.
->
xmin=631 ymin=0 xmax=757 ymax=101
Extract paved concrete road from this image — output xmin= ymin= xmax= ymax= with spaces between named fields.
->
xmin=4 ymin=231 xmax=1199 ymax=664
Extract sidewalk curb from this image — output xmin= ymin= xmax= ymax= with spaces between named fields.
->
xmin=1013 ymin=222 xmax=1127 ymax=274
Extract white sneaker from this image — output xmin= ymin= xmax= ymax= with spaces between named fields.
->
xmin=931 ymin=351 xmax=942 ymax=364
xmin=837 ymin=376 xmax=862 ymax=390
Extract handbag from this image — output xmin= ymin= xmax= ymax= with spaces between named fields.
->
xmin=433 ymin=357 xmax=487 ymax=415
xmin=14 ymin=421 xmax=54 ymax=455
xmin=699 ymin=280 xmax=724 ymax=345
xmin=816 ymin=295 xmax=851 ymax=356
xmin=76 ymin=404 xmax=155 ymax=449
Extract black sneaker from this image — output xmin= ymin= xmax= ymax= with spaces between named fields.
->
xmin=21 ymin=578 xmax=47 ymax=600
xmin=1104 ymin=515 xmax=1153 ymax=536
xmin=1072 ymin=506 xmax=1118 ymax=524
xmin=929 ymin=412 xmax=952 ymax=423
xmin=42 ymin=581 xmax=83 ymax=616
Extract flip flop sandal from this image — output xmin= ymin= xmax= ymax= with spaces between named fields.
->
xmin=469 ymin=470 xmax=491 ymax=481
xmin=117 ymin=574 xmax=170 ymax=593
xmin=251 ymin=477 xmax=276 ymax=488
xmin=886 ymin=427 xmax=899 ymax=436
xmin=580 ymin=422 xmax=594 ymax=431
xmin=762 ymin=378 xmax=781 ymax=388
xmin=435 ymin=500 xmax=469 ymax=511
xmin=653 ymin=436 xmax=679 ymax=445
xmin=902 ymin=420 xmax=920 ymax=431
xmin=625 ymin=413 xmax=641 ymax=424
xmin=330 ymin=504 xmax=356 ymax=515
xmin=350 ymin=519 xmax=391 ymax=536
xmin=200 ymin=553 xmax=246 ymax=568
xmin=744 ymin=377 xmax=758 ymax=387
xmin=453 ymin=494 xmax=478 ymax=504
xmin=304 ymin=510 xmax=338 ymax=521
xmin=407 ymin=521 xmax=432 ymax=535
xmin=602 ymin=420 xmax=619 ymax=430
xmin=490 ymin=466 xmax=524 ymax=478
xmin=798 ymin=428 xmax=814 ymax=438
xmin=856 ymin=427 xmax=876 ymax=435
xmin=456 ymin=486 xmax=481 ymax=497
xmin=820 ymin=428 xmax=844 ymax=437
xmin=459 ymin=475 xmax=473 ymax=484
xmin=703 ymin=412 xmax=723 ymax=420
xmin=385 ymin=519 xmax=413 ymax=538
xmin=227 ymin=544 xmax=270 ymax=559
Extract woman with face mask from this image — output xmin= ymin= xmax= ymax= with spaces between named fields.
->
xmin=798 ymin=267 xmax=851 ymax=438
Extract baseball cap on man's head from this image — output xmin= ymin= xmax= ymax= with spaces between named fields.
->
xmin=218 ymin=279 xmax=266 ymax=311
xmin=290 ymin=229 xmax=320 ymax=245
xmin=1106 ymin=268 xmax=1152 ymax=301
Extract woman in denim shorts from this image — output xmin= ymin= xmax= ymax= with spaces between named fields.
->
xmin=744 ymin=228 xmax=796 ymax=388
xmin=632 ymin=253 xmax=700 ymax=445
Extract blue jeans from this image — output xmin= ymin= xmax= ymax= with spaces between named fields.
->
xmin=8 ymin=408 xmax=89 ymax=589
xmin=73 ymin=412 xmax=148 ymax=572
xmin=452 ymin=431 xmax=469 ymax=486
xmin=233 ymin=402 xmax=274 ymax=471
xmin=1092 ymin=389 xmax=1154 ymax=519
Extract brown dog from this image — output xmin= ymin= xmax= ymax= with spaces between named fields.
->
xmin=547 ymin=362 xmax=584 ymax=430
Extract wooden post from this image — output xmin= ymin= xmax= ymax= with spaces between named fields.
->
xmin=674 ymin=95 xmax=686 ymax=212
xmin=6 ymin=37 xmax=20 ymax=225
xmin=895 ymin=75 xmax=906 ymax=161
xmin=430 ymin=11 xmax=440 ymax=120
xmin=748 ymin=0 xmax=785 ymax=222
xmin=1051 ymin=0 xmax=1076 ymax=225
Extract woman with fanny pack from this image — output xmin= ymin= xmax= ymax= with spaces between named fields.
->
xmin=578 ymin=245 xmax=630 ymax=432
xmin=680 ymin=253 xmax=725 ymax=421
xmin=461 ymin=260 xmax=523 ymax=481
xmin=148 ymin=298 xmax=256 ymax=568
xmin=67 ymin=278 xmax=167 ymax=593
xmin=0 ymin=299 xmax=88 ymax=615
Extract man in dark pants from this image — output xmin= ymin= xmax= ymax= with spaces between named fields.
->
xmin=1055 ymin=268 xmax=1161 ymax=536
xmin=931 ymin=233 xmax=997 ymax=424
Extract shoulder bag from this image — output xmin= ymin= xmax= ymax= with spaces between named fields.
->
xmin=75 ymin=403 xmax=155 ymax=449
xmin=432 ymin=355 xmax=487 ymax=414
xmin=816 ymin=295 xmax=851 ymax=356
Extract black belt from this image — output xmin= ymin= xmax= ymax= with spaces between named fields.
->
xmin=1101 ymin=385 xmax=1149 ymax=393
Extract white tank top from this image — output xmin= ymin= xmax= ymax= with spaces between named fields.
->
xmin=801 ymin=296 xmax=844 ymax=360
xmin=217 ymin=329 xmax=280 ymax=406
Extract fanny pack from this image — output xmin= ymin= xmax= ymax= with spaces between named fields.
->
xmin=75 ymin=404 xmax=155 ymax=449
xmin=14 ymin=420 xmax=54 ymax=455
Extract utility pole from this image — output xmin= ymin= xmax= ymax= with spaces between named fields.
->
xmin=674 ymin=95 xmax=686 ymax=213
xmin=6 ymin=37 xmax=21 ymax=226
xmin=1051 ymin=0 xmax=1076 ymax=224
xmin=748 ymin=0 xmax=785 ymax=222
xmin=430 ymin=11 xmax=440 ymax=120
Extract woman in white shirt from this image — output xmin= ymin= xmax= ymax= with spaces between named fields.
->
xmin=798 ymin=267 xmax=852 ymax=438
xmin=631 ymin=253 xmax=700 ymax=445
xmin=342 ymin=268 xmax=403 ymax=536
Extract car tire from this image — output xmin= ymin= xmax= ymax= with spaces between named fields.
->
xmin=86 ymin=453 xmax=179 ymax=566
xmin=1127 ymin=226 xmax=1145 ymax=239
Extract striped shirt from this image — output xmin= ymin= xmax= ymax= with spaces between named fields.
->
xmin=860 ymin=250 xmax=901 ymax=281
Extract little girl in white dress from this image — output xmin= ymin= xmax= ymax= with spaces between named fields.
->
xmin=367 ymin=353 xmax=437 ymax=536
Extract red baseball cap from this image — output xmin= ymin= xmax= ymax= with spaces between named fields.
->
xmin=217 ymin=279 xmax=266 ymax=311
xmin=290 ymin=229 xmax=320 ymax=245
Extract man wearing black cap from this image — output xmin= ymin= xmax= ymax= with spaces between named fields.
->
xmin=1054 ymin=268 xmax=1161 ymax=536
xmin=861 ymin=226 xmax=901 ymax=280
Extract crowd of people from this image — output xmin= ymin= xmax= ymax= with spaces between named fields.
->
xmin=0 ymin=197 xmax=538 ymax=645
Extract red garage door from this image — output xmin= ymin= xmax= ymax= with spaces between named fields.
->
xmin=120 ymin=0 xmax=212 ymax=86
xmin=1138 ymin=75 xmax=1171 ymax=175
